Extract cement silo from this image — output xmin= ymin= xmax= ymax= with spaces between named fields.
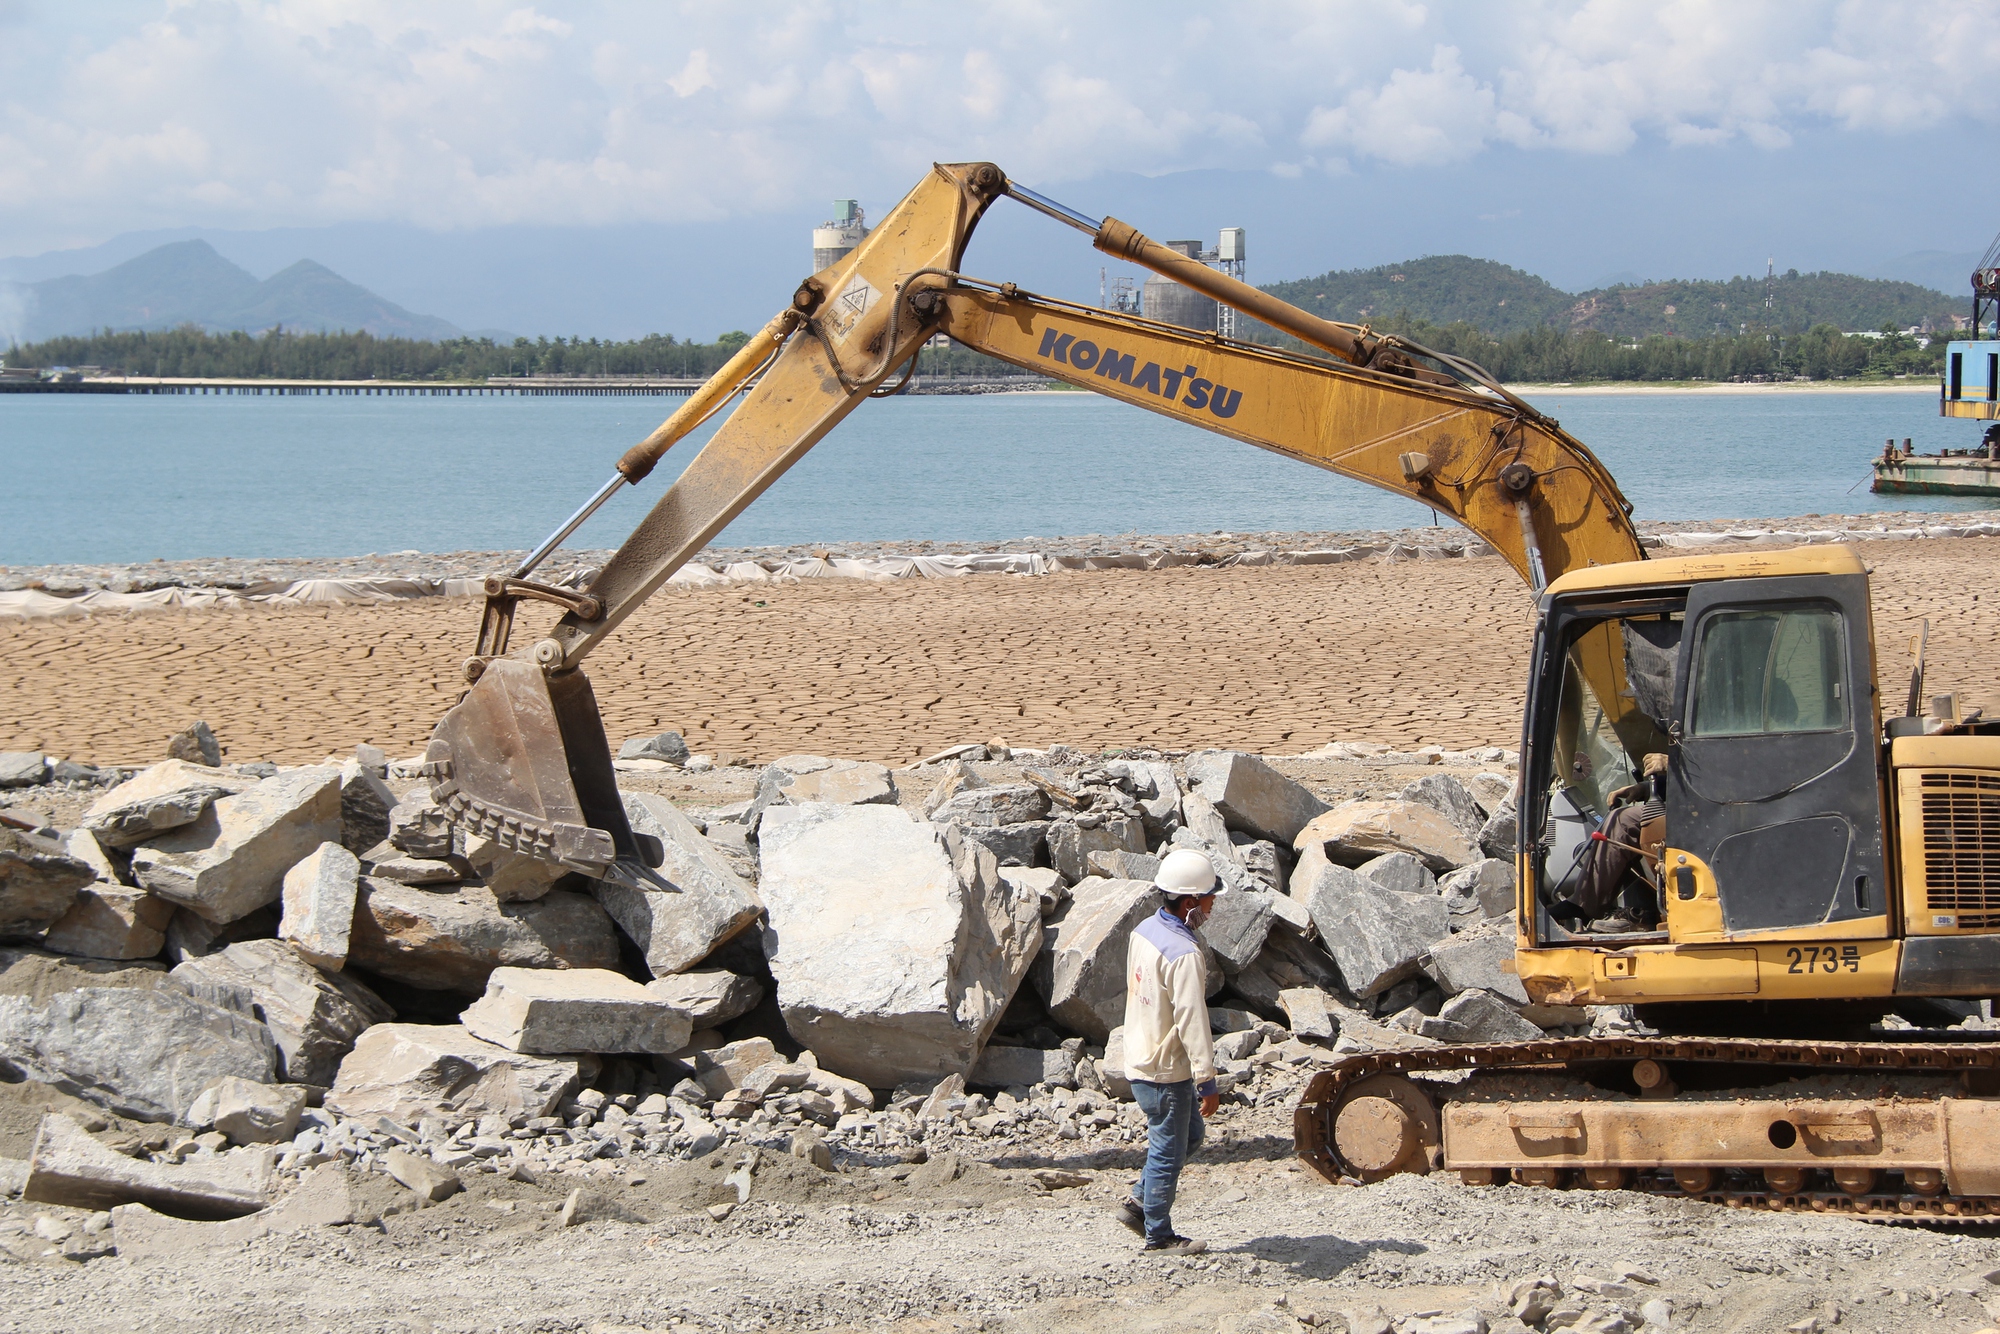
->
xmin=1141 ymin=240 xmax=1218 ymax=332
xmin=813 ymin=200 xmax=869 ymax=272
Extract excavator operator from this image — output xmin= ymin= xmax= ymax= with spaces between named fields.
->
xmin=1552 ymin=751 xmax=1669 ymax=934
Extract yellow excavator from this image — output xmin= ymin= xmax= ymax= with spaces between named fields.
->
xmin=425 ymin=162 xmax=2000 ymax=1221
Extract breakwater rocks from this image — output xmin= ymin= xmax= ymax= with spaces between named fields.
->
xmin=0 ymin=728 xmax=1599 ymax=1254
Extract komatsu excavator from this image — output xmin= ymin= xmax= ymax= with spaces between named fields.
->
xmin=425 ymin=162 xmax=2000 ymax=1221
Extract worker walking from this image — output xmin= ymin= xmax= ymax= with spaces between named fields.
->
xmin=1114 ymin=848 xmax=1223 ymax=1254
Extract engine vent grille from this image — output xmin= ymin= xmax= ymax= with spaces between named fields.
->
xmin=1920 ymin=772 xmax=2000 ymax=927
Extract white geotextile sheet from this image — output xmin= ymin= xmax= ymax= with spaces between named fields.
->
xmin=13 ymin=523 xmax=1985 ymax=621
xmin=1646 ymin=522 xmax=2000 ymax=550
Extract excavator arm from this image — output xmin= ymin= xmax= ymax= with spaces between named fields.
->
xmin=424 ymin=161 xmax=1643 ymax=884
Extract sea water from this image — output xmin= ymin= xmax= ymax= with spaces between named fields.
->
xmin=0 ymin=386 xmax=1988 ymax=565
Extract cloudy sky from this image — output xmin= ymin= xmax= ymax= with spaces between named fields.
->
xmin=4 ymin=1 xmax=1998 ymax=336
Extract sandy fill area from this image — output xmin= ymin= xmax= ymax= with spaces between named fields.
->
xmin=3 ymin=537 xmax=1996 ymax=767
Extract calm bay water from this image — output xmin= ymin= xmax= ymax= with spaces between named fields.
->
xmin=0 ymin=386 xmax=1990 ymax=565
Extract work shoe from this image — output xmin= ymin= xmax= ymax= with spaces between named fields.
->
xmin=1586 ymin=911 xmax=1647 ymax=934
xmin=1143 ymin=1235 xmax=1206 ymax=1254
xmin=1113 ymin=1197 xmax=1145 ymax=1235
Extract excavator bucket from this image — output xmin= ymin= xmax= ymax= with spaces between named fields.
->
xmin=423 ymin=659 xmax=643 ymax=881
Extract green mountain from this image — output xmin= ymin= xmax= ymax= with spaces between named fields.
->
xmin=1260 ymin=256 xmax=1571 ymax=335
xmin=1566 ymin=271 xmax=1958 ymax=339
xmin=1258 ymin=254 xmax=1961 ymax=339
xmin=6 ymin=241 xmax=461 ymax=342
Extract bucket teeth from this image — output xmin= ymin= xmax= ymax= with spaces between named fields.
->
xmin=423 ymin=658 xmax=627 ymax=877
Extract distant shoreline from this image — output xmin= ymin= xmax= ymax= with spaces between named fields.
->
xmin=1508 ymin=379 xmax=1939 ymax=396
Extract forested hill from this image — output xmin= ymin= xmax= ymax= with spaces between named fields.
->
xmin=1259 ymin=255 xmax=1960 ymax=338
xmin=1259 ymin=257 xmax=1573 ymax=336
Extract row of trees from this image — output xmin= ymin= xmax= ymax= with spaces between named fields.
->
xmin=1 ymin=324 xmax=1032 ymax=383
xmin=0 ymin=326 xmax=762 ymax=381
xmin=1242 ymin=313 xmax=1947 ymax=383
xmin=2 ymin=316 xmax=1951 ymax=385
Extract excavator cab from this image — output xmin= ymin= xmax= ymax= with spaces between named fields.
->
xmin=1523 ymin=546 xmax=1890 ymax=955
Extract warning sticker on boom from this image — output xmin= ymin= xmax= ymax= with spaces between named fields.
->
xmin=824 ymin=275 xmax=879 ymax=342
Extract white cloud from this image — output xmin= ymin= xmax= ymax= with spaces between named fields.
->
xmin=666 ymin=48 xmax=715 ymax=99
xmin=0 ymin=0 xmax=1994 ymax=254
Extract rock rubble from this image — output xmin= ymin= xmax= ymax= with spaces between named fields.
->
xmin=0 ymin=731 xmax=1605 ymax=1230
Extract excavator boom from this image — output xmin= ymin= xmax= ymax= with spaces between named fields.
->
xmin=424 ymin=158 xmax=1641 ymax=885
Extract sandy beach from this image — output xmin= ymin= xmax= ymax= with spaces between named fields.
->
xmin=5 ymin=531 xmax=1995 ymax=768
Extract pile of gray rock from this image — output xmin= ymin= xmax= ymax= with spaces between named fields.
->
xmin=0 ymin=723 xmax=1578 ymax=1226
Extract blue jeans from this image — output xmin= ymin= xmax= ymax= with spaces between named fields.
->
xmin=1130 ymin=1079 xmax=1205 ymax=1243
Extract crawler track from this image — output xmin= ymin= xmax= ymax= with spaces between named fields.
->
xmin=1295 ymin=1035 xmax=2000 ymax=1223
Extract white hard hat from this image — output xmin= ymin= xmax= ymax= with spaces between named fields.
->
xmin=1155 ymin=848 xmax=1223 ymax=896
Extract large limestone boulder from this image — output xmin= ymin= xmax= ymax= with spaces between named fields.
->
xmin=0 ymin=830 xmax=94 ymax=937
xmin=130 ymin=767 xmax=343 ymax=923
xmin=1185 ymin=751 xmax=1329 ymax=845
xmin=641 ymin=969 xmax=763 ymax=1029
xmin=1298 ymin=862 xmax=1448 ymax=998
xmin=1398 ymin=773 xmax=1487 ymax=845
xmin=1179 ymin=790 xmax=1233 ymax=848
xmin=1031 ymin=877 xmax=1158 ymax=1041
xmin=462 ymin=967 xmax=693 ymax=1055
xmin=1478 ymin=800 xmax=1518 ymax=860
xmin=40 ymin=885 xmax=175 ymax=961
xmin=0 ymin=752 xmax=47 ymax=788
xmin=64 ymin=828 xmax=125 ymax=884
xmin=386 ymin=796 xmax=454 ymax=858
xmin=620 ymin=731 xmax=690 ymax=765
xmin=919 ymin=758 xmax=984 ymax=816
xmin=957 ymin=821 xmax=1050 ymax=869
xmin=323 ymin=1023 xmax=581 ymax=1123
xmin=163 ymin=903 xmax=278 ymax=964
xmin=80 ymin=761 xmax=249 ymax=849
xmin=279 ymin=842 xmax=361 ymax=971
xmin=757 ymin=803 xmax=1042 ymax=1087
xmin=0 ymin=945 xmax=175 ymax=1003
xmin=1294 ymin=799 xmax=1476 ymax=875
xmin=1229 ymin=919 xmax=1349 ymax=1017
xmin=1048 ymin=814 xmax=1145 ymax=885
xmin=929 ymin=785 xmax=1051 ymax=827
xmin=969 ymin=1044 xmax=1078 ymax=1091
xmin=1465 ymin=772 xmax=1514 ymax=813
xmin=26 ymin=1112 xmax=271 ymax=1218
xmin=171 ymin=939 xmax=393 ymax=1086
xmin=1441 ymin=858 xmax=1514 ymax=929
xmin=749 ymin=755 xmax=898 ymax=830
xmin=0 ymin=985 xmax=276 ymax=1122
xmin=1418 ymin=988 xmax=1542 ymax=1044
xmin=347 ymin=881 xmax=619 ymax=994
xmin=462 ymin=833 xmax=567 ymax=903
xmin=1357 ymin=851 xmax=1435 ymax=897
xmin=1195 ymin=887 xmax=1275 ymax=975
xmin=337 ymin=758 xmax=396 ymax=854
xmin=1423 ymin=918 xmax=1530 ymax=1005
xmin=594 ymin=793 xmax=762 ymax=977
xmin=165 ymin=721 xmax=221 ymax=767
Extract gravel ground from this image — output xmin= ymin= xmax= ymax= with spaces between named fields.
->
xmin=6 ymin=1098 xmax=2000 ymax=1334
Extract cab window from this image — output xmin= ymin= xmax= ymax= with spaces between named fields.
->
xmin=1689 ymin=605 xmax=1846 ymax=737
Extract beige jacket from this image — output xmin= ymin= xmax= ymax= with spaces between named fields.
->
xmin=1121 ymin=908 xmax=1216 ymax=1088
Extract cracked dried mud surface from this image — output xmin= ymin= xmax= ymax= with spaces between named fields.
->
xmin=5 ymin=537 xmax=1998 ymax=768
